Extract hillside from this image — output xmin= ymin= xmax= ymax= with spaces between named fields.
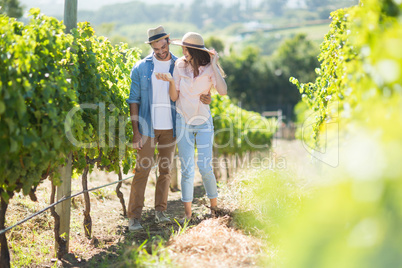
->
xmin=19 ymin=0 xmax=249 ymax=16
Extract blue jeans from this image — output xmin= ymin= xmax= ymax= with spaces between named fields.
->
xmin=176 ymin=112 xmax=218 ymax=202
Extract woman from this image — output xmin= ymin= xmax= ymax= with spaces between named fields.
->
xmin=157 ymin=32 xmax=227 ymax=222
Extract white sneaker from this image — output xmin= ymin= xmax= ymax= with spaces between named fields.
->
xmin=155 ymin=211 xmax=170 ymax=223
xmin=128 ymin=218 xmax=143 ymax=231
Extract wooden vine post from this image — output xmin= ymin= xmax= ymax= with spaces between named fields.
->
xmin=55 ymin=154 xmax=73 ymax=256
xmin=53 ymin=0 xmax=77 ymax=257
xmin=0 ymin=191 xmax=13 ymax=268
xmin=64 ymin=0 xmax=77 ymax=34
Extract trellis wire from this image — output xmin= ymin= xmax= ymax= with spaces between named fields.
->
xmin=0 ymin=175 xmax=134 ymax=235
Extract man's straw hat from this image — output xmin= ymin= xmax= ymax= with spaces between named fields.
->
xmin=171 ymin=32 xmax=213 ymax=54
xmin=145 ymin=25 xmax=170 ymax=44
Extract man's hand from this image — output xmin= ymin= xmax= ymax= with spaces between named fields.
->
xmin=200 ymin=92 xmax=212 ymax=105
xmin=132 ymin=131 xmax=142 ymax=150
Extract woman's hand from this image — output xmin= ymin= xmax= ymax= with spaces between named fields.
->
xmin=210 ymin=49 xmax=219 ymax=66
xmin=155 ymin=72 xmax=174 ymax=82
xmin=209 ymin=49 xmax=227 ymax=96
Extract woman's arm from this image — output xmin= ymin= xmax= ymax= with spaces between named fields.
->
xmin=210 ymin=50 xmax=227 ymax=96
xmin=156 ymin=73 xmax=179 ymax=101
xmin=168 ymin=79 xmax=179 ymax=102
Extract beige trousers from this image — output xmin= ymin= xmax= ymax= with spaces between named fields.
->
xmin=127 ymin=130 xmax=176 ymax=219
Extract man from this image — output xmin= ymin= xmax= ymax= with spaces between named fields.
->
xmin=126 ymin=26 xmax=211 ymax=231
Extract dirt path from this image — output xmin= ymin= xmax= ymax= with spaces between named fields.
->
xmin=58 ymin=167 xmax=212 ymax=267
xmin=8 ymin=140 xmax=311 ymax=267
xmin=7 ymin=160 xmax=224 ymax=267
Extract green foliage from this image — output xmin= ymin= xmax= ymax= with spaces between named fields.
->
xmin=282 ymin=178 xmax=402 ymax=267
xmin=211 ymin=95 xmax=277 ymax=156
xmin=292 ymin=100 xmax=311 ymax=140
xmin=274 ymin=33 xmax=320 ymax=84
xmin=234 ymin=169 xmax=307 ymax=241
xmin=241 ymin=32 xmax=284 ymax=56
xmin=0 ymin=11 xmax=80 ymax=196
xmin=284 ymin=0 xmax=402 ymax=266
xmin=221 ymin=34 xmax=319 ymax=114
xmin=291 ymin=7 xmax=356 ymax=143
xmin=0 ymin=0 xmax=23 ymax=18
xmin=291 ymin=0 xmax=402 ymax=143
xmin=68 ymin=22 xmax=139 ymax=174
xmin=97 ymin=237 xmax=171 ymax=268
xmin=0 ymin=9 xmax=140 ymax=201
xmin=204 ymin=36 xmax=225 ymax=53
xmin=220 ymin=46 xmax=264 ymax=110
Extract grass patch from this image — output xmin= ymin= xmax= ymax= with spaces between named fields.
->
xmin=220 ymin=169 xmax=309 ymax=238
xmin=7 ymin=194 xmax=56 ymax=267
xmin=216 ymin=168 xmax=311 ymax=266
xmin=92 ymin=236 xmax=172 ymax=268
xmin=5 ymin=163 xmax=310 ymax=267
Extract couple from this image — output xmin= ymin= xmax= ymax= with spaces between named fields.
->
xmin=126 ymin=25 xmax=227 ymax=231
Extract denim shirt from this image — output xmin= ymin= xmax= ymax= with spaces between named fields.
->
xmin=127 ymin=52 xmax=178 ymax=138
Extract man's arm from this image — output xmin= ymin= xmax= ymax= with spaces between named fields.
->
xmin=200 ymin=92 xmax=211 ymax=104
xmin=129 ymin=103 xmax=142 ymax=150
xmin=127 ymin=66 xmax=142 ymax=150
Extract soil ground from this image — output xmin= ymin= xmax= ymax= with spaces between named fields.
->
xmin=6 ymin=139 xmax=307 ymax=267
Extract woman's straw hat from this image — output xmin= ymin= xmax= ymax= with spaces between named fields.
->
xmin=145 ymin=25 xmax=170 ymax=44
xmin=171 ymin=32 xmax=213 ymax=54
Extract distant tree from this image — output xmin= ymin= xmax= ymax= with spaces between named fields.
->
xmin=205 ymin=37 xmax=224 ymax=53
xmin=0 ymin=0 xmax=23 ymax=18
xmin=272 ymin=33 xmax=320 ymax=84
xmin=221 ymin=46 xmax=265 ymax=110
xmin=220 ymin=33 xmax=319 ymax=116
xmin=97 ymin=23 xmax=115 ymax=36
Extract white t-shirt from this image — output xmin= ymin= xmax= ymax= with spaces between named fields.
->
xmin=151 ymin=55 xmax=173 ymax=130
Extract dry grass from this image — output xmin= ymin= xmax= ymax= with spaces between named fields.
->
xmin=6 ymin=152 xmax=294 ymax=267
xmin=168 ymin=216 xmax=263 ymax=267
xmin=6 ymin=170 xmax=131 ymax=267
xmin=7 ymin=191 xmax=56 ymax=267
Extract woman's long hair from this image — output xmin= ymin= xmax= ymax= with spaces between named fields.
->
xmin=187 ymin=47 xmax=226 ymax=78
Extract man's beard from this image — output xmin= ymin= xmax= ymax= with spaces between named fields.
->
xmin=156 ymin=51 xmax=169 ymax=60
